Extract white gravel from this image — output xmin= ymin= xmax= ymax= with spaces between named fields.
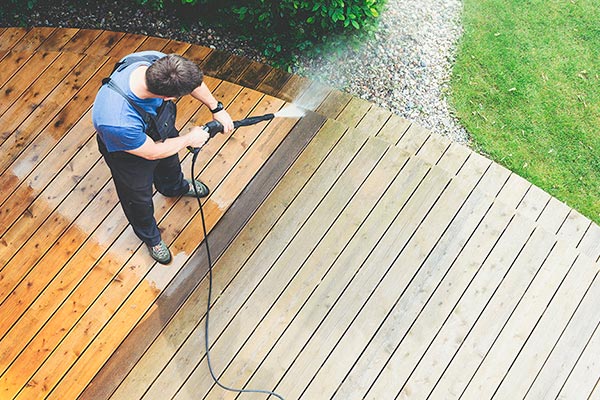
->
xmin=295 ymin=0 xmax=469 ymax=143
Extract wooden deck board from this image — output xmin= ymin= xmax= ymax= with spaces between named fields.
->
xmin=8 ymin=27 xmax=56 ymax=52
xmin=330 ymin=152 xmax=493 ymax=399
xmin=169 ymin=137 xmax=391 ymax=399
xmin=255 ymin=67 xmax=291 ymax=98
xmin=327 ymin=162 xmax=488 ymax=398
xmin=214 ymin=146 xmax=413 ymax=395
xmin=558 ymin=208 xmax=592 ymax=245
xmin=336 ymin=96 xmax=373 ymax=128
xmin=386 ymin=188 xmax=519 ymax=399
xmin=243 ymin=154 xmax=430 ymax=396
xmin=0 ymin=52 xmax=105 ymax=178
xmin=84 ymin=30 xmax=127 ymax=56
xmin=578 ymin=222 xmax=600 ymax=262
xmin=0 ymin=28 xmax=30 ymax=51
xmin=37 ymin=27 xmax=79 ymax=51
xmin=355 ymin=103 xmax=392 ymax=135
xmin=293 ymin=180 xmax=451 ymax=397
xmin=1 ymin=27 xmax=599 ymax=400
xmin=293 ymin=79 xmax=333 ymax=112
xmin=303 ymin=150 xmax=478 ymax=399
xmin=520 ymin=263 xmax=600 ymax=400
xmin=376 ymin=112 xmax=412 ymax=143
xmin=0 ymin=132 xmax=103 ymax=308
xmin=315 ymin=88 xmax=353 ymax=120
xmin=536 ymin=196 xmax=572 ymax=234
xmin=0 ymin=50 xmax=35 ymax=87
xmin=557 ymin=317 xmax=600 ymax=399
xmin=214 ymin=54 xmax=254 ymax=83
xmin=236 ymin=60 xmax=274 ymax=89
xmin=199 ymin=137 xmax=389 ymax=397
xmin=0 ymin=51 xmax=62 ymax=119
xmin=426 ymin=211 xmax=540 ymax=399
xmin=493 ymin=245 xmax=595 ymax=399
xmin=59 ymin=29 xmax=103 ymax=53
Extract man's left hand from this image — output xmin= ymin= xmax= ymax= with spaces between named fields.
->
xmin=213 ymin=110 xmax=234 ymax=133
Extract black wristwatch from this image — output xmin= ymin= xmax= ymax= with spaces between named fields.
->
xmin=210 ymin=101 xmax=224 ymax=113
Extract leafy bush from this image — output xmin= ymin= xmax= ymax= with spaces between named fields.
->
xmin=137 ymin=0 xmax=386 ymax=66
xmin=230 ymin=0 xmax=384 ymax=59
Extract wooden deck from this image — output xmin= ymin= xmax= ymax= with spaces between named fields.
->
xmin=1 ymin=27 xmax=599 ymax=400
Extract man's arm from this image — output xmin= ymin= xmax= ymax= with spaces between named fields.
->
xmin=126 ymin=126 xmax=210 ymax=160
xmin=190 ymin=82 xmax=234 ymax=133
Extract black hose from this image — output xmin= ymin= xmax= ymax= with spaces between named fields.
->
xmin=190 ymin=142 xmax=285 ymax=400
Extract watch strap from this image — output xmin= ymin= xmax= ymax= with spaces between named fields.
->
xmin=210 ymin=101 xmax=224 ymax=113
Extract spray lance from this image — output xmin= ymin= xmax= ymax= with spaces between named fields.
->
xmin=187 ymin=113 xmax=276 ymax=154
xmin=187 ymin=104 xmax=306 ymax=154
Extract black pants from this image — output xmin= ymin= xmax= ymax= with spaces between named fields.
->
xmin=98 ymin=136 xmax=188 ymax=246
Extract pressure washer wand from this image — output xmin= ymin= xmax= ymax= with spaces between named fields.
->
xmin=187 ymin=113 xmax=275 ymax=155
xmin=232 ymin=113 xmax=275 ymax=128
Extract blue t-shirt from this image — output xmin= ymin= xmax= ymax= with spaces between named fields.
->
xmin=92 ymin=51 xmax=165 ymax=152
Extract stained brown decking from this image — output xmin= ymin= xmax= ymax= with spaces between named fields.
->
xmin=1 ymin=27 xmax=599 ymax=400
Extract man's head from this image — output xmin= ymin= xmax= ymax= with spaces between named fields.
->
xmin=145 ymin=54 xmax=203 ymax=98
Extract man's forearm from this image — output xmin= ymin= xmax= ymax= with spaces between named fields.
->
xmin=190 ymin=82 xmax=219 ymax=110
xmin=126 ymin=135 xmax=192 ymax=160
xmin=190 ymin=82 xmax=234 ymax=133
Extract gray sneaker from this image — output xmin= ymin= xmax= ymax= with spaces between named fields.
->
xmin=147 ymin=240 xmax=172 ymax=265
xmin=183 ymin=179 xmax=210 ymax=198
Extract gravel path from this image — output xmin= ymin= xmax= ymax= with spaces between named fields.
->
xmin=3 ymin=0 xmax=469 ymax=142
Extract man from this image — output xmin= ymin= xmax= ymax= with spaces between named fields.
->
xmin=92 ymin=50 xmax=233 ymax=265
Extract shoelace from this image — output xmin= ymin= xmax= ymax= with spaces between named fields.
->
xmin=151 ymin=243 xmax=169 ymax=257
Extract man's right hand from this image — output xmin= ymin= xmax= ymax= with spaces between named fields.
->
xmin=187 ymin=126 xmax=211 ymax=149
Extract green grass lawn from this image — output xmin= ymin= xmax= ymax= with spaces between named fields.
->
xmin=450 ymin=0 xmax=600 ymax=224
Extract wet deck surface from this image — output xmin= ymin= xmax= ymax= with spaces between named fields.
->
xmin=1 ymin=27 xmax=600 ymax=400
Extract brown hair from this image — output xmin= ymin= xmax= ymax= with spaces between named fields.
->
xmin=145 ymin=54 xmax=203 ymax=98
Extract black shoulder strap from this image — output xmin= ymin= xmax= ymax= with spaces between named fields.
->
xmin=103 ymin=79 xmax=152 ymax=124
xmin=100 ymin=53 xmax=163 ymax=124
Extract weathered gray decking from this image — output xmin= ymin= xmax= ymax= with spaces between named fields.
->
xmin=1 ymin=27 xmax=599 ymax=400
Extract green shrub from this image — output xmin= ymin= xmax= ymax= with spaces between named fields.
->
xmin=230 ymin=0 xmax=383 ymax=59
xmin=137 ymin=0 xmax=385 ymax=67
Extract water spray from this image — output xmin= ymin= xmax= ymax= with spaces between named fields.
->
xmin=189 ymin=104 xmax=305 ymax=400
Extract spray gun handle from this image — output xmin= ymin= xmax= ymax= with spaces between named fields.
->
xmin=204 ymin=120 xmax=225 ymax=137
xmin=187 ymin=120 xmax=225 ymax=155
